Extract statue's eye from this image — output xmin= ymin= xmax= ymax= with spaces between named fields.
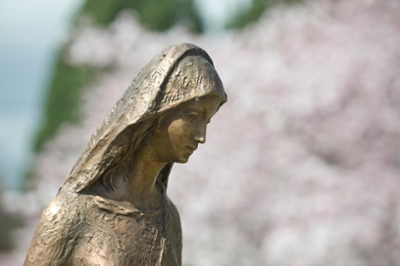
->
xmin=189 ymin=113 xmax=199 ymax=121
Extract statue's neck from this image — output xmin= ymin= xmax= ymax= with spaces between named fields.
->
xmin=89 ymin=144 xmax=166 ymax=211
xmin=125 ymin=144 xmax=166 ymax=209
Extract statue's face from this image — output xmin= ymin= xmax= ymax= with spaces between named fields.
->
xmin=151 ymin=95 xmax=222 ymax=163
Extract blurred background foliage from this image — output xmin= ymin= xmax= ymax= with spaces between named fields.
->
xmin=33 ymin=58 xmax=96 ymax=152
xmin=227 ymin=0 xmax=302 ymax=29
xmin=80 ymin=0 xmax=204 ymax=32
xmin=0 ymin=185 xmax=24 ymax=252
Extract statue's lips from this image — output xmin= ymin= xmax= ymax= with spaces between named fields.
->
xmin=187 ymin=145 xmax=197 ymax=152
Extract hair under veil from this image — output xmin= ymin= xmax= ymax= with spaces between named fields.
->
xmin=60 ymin=43 xmax=227 ymax=194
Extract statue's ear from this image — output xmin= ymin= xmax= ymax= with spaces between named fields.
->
xmin=155 ymin=115 xmax=165 ymax=133
xmin=158 ymin=163 xmax=173 ymax=189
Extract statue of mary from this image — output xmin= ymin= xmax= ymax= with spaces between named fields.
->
xmin=24 ymin=43 xmax=227 ymax=266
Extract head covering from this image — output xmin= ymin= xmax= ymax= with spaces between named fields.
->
xmin=61 ymin=43 xmax=227 ymax=193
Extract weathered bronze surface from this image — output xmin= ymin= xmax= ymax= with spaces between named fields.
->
xmin=24 ymin=43 xmax=227 ymax=266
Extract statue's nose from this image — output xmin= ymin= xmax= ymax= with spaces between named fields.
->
xmin=194 ymin=124 xmax=206 ymax=144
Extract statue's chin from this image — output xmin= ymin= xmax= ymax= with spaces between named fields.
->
xmin=174 ymin=155 xmax=190 ymax=164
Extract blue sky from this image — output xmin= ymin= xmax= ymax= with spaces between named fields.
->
xmin=0 ymin=0 xmax=82 ymax=189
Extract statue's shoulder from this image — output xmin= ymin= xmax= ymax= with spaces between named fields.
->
xmin=41 ymin=191 xmax=82 ymax=224
xmin=165 ymin=196 xmax=181 ymax=229
xmin=24 ymin=191 xmax=82 ymax=266
xmin=163 ymin=195 xmax=178 ymax=214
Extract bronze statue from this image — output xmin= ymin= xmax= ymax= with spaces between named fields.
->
xmin=24 ymin=43 xmax=227 ymax=266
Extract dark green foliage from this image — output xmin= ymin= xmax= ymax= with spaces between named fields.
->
xmin=228 ymin=0 xmax=303 ymax=29
xmin=34 ymin=52 xmax=96 ymax=151
xmin=79 ymin=0 xmax=204 ymax=33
